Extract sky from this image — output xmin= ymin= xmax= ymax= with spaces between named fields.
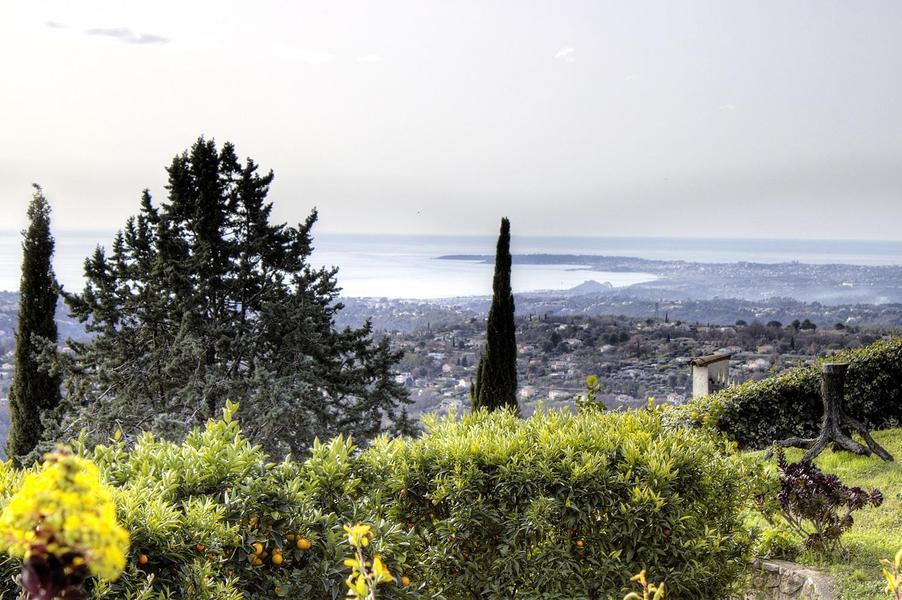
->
xmin=1 ymin=1 xmax=901 ymax=240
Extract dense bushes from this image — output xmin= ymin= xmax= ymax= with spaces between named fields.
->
xmin=0 ymin=403 xmax=419 ymax=600
xmin=678 ymin=338 xmax=902 ymax=448
xmin=357 ymin=407 xmax=755 ymax=598
xmin=0 ymin=404 xmax=756 ymax=599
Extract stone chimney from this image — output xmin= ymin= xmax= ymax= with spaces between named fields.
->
xmin=690 ymin=353 xmax=732 ymax=398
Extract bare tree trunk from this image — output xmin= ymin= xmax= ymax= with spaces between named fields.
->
xmin=772 ymin=362 xmax=893 ymax=463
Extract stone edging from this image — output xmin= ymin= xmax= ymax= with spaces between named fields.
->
xmin=745 ymin=559 xmax=837 ymax=600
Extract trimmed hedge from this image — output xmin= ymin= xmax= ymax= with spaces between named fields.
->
xmin=0 ymin=404 xmax=756 ymax=599
xmin=677 ymin=337 xmax=902 ymax=449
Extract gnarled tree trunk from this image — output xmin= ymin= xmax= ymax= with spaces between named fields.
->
xmin=773 ymin=362 xmax=893 ymax=463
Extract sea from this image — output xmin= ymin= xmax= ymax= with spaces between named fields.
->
xmin=2 ymin=231 xmax=902 ymax=299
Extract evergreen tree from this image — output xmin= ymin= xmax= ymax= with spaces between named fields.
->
xmin=7 ymin=185 xmax=61 ymax=464
xmin=56 ymin=138 xmax=413 ymax=457
xmin=471 ymin=218 xmax=518 ymax=412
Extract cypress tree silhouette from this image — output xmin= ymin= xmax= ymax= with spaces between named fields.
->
xmin=472 ymin=218 xmax=518 ymax=413
xmin=6 ymin=185 xmax=61 ymax=464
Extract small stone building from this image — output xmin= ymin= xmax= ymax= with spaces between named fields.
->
xmin=690 ymin=353 xmax=732 ymax=398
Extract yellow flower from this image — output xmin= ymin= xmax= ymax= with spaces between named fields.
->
xmin=347 ymin=572 xmax=368 ymax=596
xmin=0 ymin=449 xmax=129 ymax=581
xmin=343 ymin=524 xmax=372 ymax=548
xmin=372 ymin=554 xmax=393 ymax=583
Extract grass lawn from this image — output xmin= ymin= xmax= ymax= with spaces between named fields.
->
xmin=752 ymin=427 xmax=902 ymax=599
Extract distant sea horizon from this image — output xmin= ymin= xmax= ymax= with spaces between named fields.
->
xmin=2 ymin=230 xmax=901 ymax=299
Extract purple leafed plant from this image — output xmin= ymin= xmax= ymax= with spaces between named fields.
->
xmin=774 ymin=448 xmax=883 ymax=554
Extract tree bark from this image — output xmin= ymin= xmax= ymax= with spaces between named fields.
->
xmin=773 ymin=362 xmax=894 ymax=463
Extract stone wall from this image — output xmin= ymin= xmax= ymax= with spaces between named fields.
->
xmin=745 ymin=559 xmax=837 ymax=600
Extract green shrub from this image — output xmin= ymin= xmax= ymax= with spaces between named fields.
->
xmin=356 ymin=407 xmax=755 ymax=598
xmin=0 ymin=403 xmax=756 ymax=599
xmin=675 ymin=338 xmax=902 ymax=448
xmin=754 ymin=525 xmax=800 ymax=561
xmin=0 ymin=402 xmax=420 ymax=600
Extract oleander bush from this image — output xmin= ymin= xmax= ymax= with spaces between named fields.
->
xmin=674 ymin=337 xmax=902 ymax=448
xmin=0 ymin=403 xmax=757 ymax=599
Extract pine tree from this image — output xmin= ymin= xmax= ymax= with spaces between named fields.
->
xmin=472 ymin=218 xmax=518 ymax=413
xmin=7 ymin=185 xmax=61 ymax=464
xmin=57 ymin=138 xmax=413 ymax=457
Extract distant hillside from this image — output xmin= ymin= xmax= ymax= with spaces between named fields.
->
xmin=0 ymin=291 xmax=90 ymax=403
xmin=0 ymin=291 xmax=91 ymax=344
xmin=568 ymin=280 xmax=614 ymax=294
xmin=439 ymin=254 xmax=902 ymax=305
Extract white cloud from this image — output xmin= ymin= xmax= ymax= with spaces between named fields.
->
xmin=355 ymin=54 xmax=385 ymax=63
xmin=269 ymin=46 xmax=336 ymax=65
xmin=717 ymin=104 xmax=738 ymax=112
xmin=85 ymin=27 xmax=169 ymax=45
xmin=554 ymin=47 xmax=576 ymax=62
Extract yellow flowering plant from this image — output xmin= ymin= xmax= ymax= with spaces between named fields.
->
xmin=0 ymin=448 xmax=129 ymax=600
xmin=623 ymin=569 xmax=666 ymax=600
xmin=882 ymin=548 xmax=902 ymax=599
xmin=343 ymin=524 xmax=394 ymax=600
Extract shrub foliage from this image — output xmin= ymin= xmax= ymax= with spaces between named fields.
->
xmin=677 ymin=338 xmax=902 ymax=448
xmin=357 ymin=407 xmax=753 ymax=598
xmin=0 ymin=404 xmax=755 ymax=599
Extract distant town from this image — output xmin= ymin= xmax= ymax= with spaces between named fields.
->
xmin=440 ymin=253 xmax=902 ymax=305
xmin=1 ymin=249 xmax=900 ymax=428
xmin=370 ymin=305 xmax=896 ymax=418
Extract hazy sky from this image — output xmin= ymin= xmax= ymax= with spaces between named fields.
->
xmin=2 ymin=1 xmax=901 ymax=239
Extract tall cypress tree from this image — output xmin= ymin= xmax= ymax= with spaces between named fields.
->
xmin=472 ymin=217 xmax=518 ymax=413
xmin=6 ymin=185 xmax=61 ymax=463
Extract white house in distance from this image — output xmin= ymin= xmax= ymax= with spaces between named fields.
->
xmin=690 ymin=353 xmax=732 ymax=398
